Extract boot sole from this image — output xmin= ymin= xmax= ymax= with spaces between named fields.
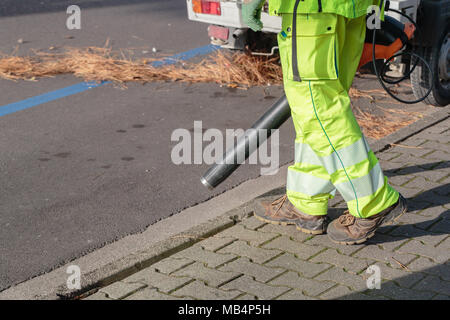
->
xmin=328 ymin=205 xmax=408 ymax=245
xmin=255 ymin=214 xmax=325 ymax=235
xmin=255 ymin=215 xmax=325 ymax=235
xmin=329 ymin=231 xmax=377 ymax=245
xmin=295 ymin=225 xmax=326 ymax=235
xmin=254 ymin=214 xmax=296 ymax=226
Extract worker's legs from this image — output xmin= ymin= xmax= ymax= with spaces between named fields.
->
xmin=279 ymin=13 xmax=399 ymax=219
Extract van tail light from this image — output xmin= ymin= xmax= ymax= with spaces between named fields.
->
xmin=192 ymin=0 xmax=221 ymax=16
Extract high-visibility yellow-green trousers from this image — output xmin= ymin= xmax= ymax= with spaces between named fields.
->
xmin=278 ymin=12 xmax=399 ymax=218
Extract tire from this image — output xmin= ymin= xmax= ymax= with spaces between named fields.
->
xmin=411 ymin=24 xmax=450 ymax=106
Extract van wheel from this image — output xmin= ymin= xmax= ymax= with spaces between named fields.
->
xmin=411 ymin=24 xmax=450 ymax=106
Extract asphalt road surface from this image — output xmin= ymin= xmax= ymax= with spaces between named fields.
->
xmin=0 ymin=0 xmax=294 ymax=291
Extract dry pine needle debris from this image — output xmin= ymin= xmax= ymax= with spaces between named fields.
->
xmin=0 ymin=47 xmax=422 ymax=139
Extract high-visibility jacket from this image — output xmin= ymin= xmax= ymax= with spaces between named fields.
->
xmin=269 ymin=0 xmax=382 ymax=19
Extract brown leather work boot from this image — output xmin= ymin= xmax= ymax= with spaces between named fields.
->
xmin=254 ymin=195 xmax=329 ymax=235
xmin=327 ymin=194 xmax=408 ymax=245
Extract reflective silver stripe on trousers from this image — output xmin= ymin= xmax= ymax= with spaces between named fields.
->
xmin=287 ymin=168 xmax=336 ymax=196
xmin=334 ymin=162 xmax=385 ymax=201
xmin=294 ymin=136 xmax=372 ymax=174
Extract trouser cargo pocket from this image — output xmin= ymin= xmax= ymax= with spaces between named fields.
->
xmin=278 ymin=13 xmax=339 ymax=81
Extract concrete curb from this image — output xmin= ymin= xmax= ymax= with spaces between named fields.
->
xmin=2 ymin=106 xmax=449 ymax=300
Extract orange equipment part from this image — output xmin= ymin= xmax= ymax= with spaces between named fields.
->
xmin=358 ymin=22 xmax=415 ymax=70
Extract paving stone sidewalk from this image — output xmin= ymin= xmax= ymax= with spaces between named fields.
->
xmin=86 ymin=117 xmax=450 ymax=300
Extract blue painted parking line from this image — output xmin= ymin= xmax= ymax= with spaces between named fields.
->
xmin=151 ymin=44 xmax=219 ymax=67
xmin=0 ymin=81 xmax=105 ymax=117
xmin=0 ymin=44 xmax=220 ymax=117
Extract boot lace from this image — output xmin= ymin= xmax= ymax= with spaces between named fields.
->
xmin=338 ymin=211 xmax=356 ymax=227
xmin=270 ymin=195 xmax=287 ymax=216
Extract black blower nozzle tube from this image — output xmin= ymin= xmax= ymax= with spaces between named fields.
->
xmin=200 ymin=95 xmax=291 ymax=189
